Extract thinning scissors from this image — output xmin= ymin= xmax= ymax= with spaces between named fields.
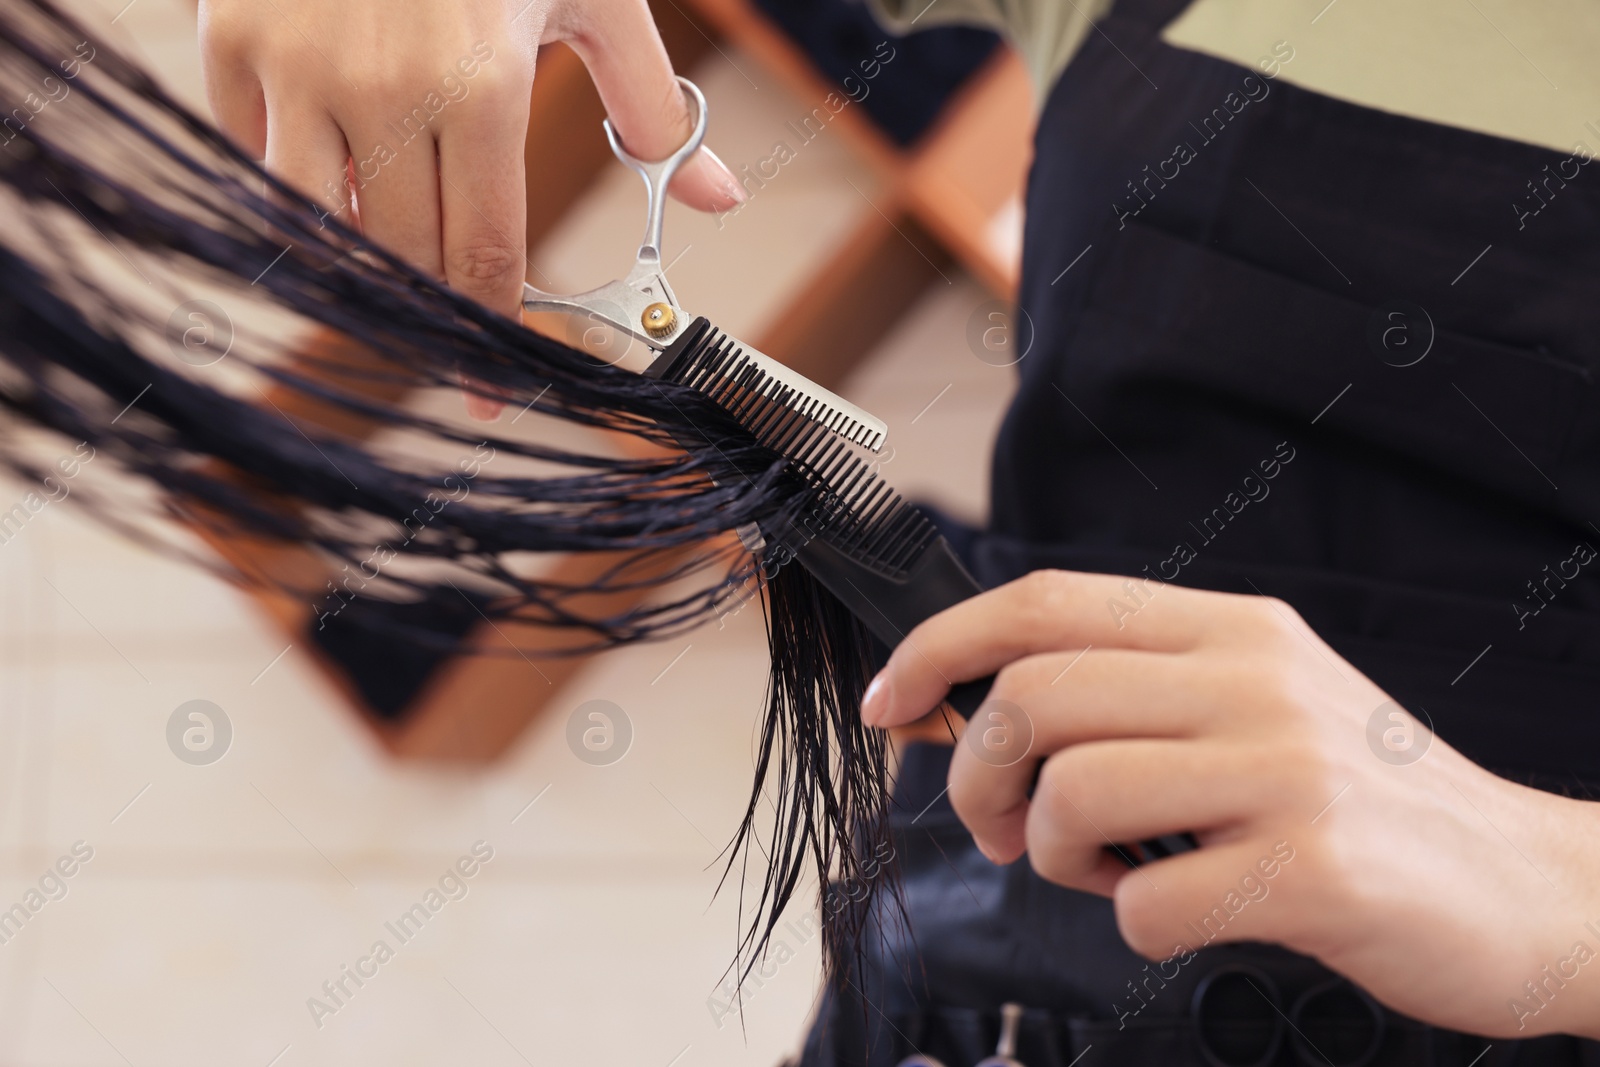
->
xmin=521 ymin=77 xmax=887 ymax=454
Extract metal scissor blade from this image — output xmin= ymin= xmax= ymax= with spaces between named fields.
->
xmin=644 ymin=318 xmax=888 ymax=454
xmin=522 ymin=274 xmax=683 ymax=351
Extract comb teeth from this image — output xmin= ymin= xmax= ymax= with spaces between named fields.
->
xmin=647 ymin=317 xmax=932 ymax=579
xmin=759 ymin=401 xmax=938 ymax=581
xmin=645 ymin=319 xmax=888 ymax=453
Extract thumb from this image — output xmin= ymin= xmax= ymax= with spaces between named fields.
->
xmin=560 ymin=0 xmax=746 ymax=213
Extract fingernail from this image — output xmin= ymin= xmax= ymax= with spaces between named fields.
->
xmin=701 ymin=147 xmax=747 ymax=204
xmin=973 ymin=839 xmax=1004 ymax=865
xmin=860 ymin=671 xmax=891 ymax=726
xmin=464 ymin=395 xmax=502 ymax=422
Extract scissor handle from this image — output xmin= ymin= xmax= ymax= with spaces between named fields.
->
xmin=603 ymin=76 xmax=708 ymax=269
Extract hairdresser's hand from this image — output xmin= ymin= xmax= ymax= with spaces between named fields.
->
xmin=861 ymin=571 xmax=1600 ymax=1039
xmin=197 ymin=0 xmax=745 ymax=419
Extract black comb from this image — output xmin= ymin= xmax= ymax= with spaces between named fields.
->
xmin=652 ymin=319 xmax=1196 ymax=866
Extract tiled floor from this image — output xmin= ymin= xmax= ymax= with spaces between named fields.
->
xmin=0 ymin=2 xmax=1019 ymax=1064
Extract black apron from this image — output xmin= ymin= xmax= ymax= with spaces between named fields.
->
xmin=799 ymin=0 xmax=1600 ymax=1064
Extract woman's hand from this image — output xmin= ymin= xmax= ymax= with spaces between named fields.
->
xmin=197 ymin=0 xmax=744 ymax=419
xmin=862 ymin=570 xmax=1600 ymax=1039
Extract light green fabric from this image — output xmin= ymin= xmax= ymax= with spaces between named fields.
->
xmin=866 ymin=0 xmax=1600 ymax=154
xmin=865 ymin=0 xmax=1110 ymax=100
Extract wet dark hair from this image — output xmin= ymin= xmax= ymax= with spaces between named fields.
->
xmin=0 ymin=0 xmax=898 ymax=996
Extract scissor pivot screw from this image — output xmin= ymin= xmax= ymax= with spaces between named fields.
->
xmin=641 ymin=302 xmax=677 ymax=338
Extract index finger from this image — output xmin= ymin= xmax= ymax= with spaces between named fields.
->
xmin=863 ymin=569 xmax=1234 ymax=729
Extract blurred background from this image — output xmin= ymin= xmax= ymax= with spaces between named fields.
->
xmin=0 ymin=0 xmax=1030 ymax=1062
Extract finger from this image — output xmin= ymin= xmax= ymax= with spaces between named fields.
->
xmin=1111 ymin=837 xmax=1301 ymax=960
xmin=197 ymin=5 xmax=267 ymax=158
xmin=986 ymin=647 xmax=1223 ymax=743
xmin=948 ymin=648 xmax=1225 ymax=862
xmin=341 ymin=128 xmax=507 ymax=420
xmin=436 ymin=85 xmax=529 ymax=319
xmin=339 ymin=124 xmax=443 ymax=277
xmin=946 ymin=650 xmax=1200 ymax=862
xmin=201 ymin=54 xmax=267 ymax=159
xmin=437 ymin=92 xmax=527 ymax=422
xmin=665 ymin=144 xmax=746 ymax=212
xmin=867 ymin=570 xmax=1256 ymax=729
xmin=458 ymin=370 xmax=513 ymax=422
xmin=1011 ymin=740 xmax=1268 ymax=882
xmin=262 ymin=96 xmax=352 ymax=226
xmin=562 ymin=0 xmax=744 ymax=211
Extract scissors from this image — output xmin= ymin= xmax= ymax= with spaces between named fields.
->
xmin=521 ymin=77 xmax=888 ymax=455
xmin=893 ymin=1002 xmax=1031 ymax=1067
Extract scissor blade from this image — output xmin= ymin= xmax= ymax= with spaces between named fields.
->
xmin=644 ymin=318 xmax=888 ymax=454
